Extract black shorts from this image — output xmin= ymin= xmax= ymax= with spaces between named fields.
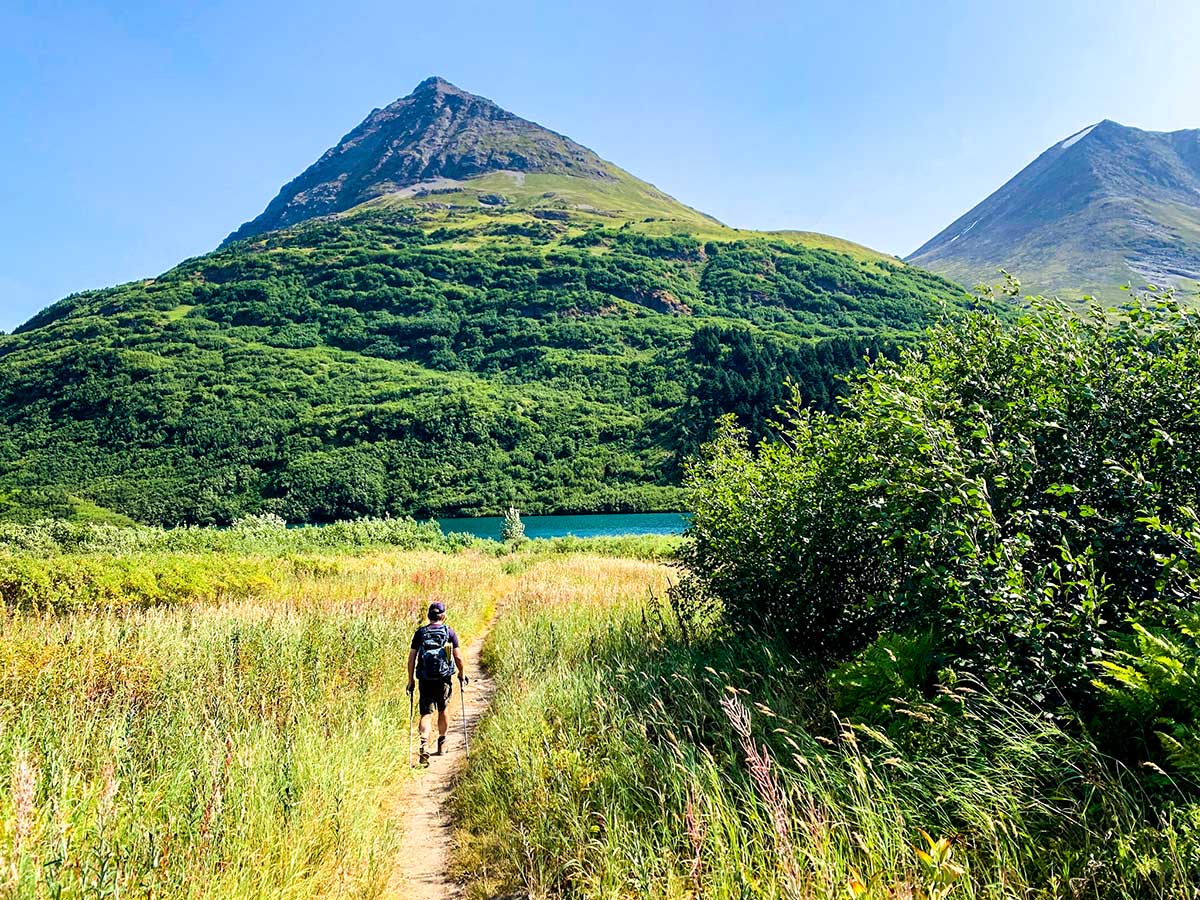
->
xmin=418 ymin=678 xmax=453 ymax=715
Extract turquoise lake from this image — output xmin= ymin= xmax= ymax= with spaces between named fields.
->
xmin=436 ymin=512 xmax=688 ymax=540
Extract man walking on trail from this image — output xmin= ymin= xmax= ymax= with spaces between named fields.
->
xmin=407 ymin=602 xmax=467 ymax=765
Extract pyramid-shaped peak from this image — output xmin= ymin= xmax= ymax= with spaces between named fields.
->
xmin=374 ymin=76 xmax=506 ymax=117
xmin=411 ymin=75 xmax=467 ymax=95
xmin=225 ymin=79 xmax=617 ymax=243
xmin=908 ymin=117 xmax=1200 ymax=299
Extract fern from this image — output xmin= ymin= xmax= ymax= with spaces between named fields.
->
xmin=1098 ymin=608 xmax=1200 ymax=775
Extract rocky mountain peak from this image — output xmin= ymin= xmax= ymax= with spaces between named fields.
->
xmin=412 ymin=75 xmax=466 ymax=95
xmin=907 ymin=119 xmax=1200 ymax=300
xmin=225 ymin=77 xmax=616 ymax=244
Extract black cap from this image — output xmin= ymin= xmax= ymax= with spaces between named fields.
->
xmin=428 ymin=601 xmax=446 ymax=618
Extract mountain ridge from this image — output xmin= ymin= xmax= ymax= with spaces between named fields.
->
xmin=908 ymin=119 xmax=1200 ymax=300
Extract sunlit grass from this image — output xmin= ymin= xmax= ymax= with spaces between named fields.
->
xmin=2 ymin=549 xmax=635 ymax=899
xmin=454 ymin=574 xmax=1200 ymax=899
xmin=13 ymin=542 xmax=1186 ymax=899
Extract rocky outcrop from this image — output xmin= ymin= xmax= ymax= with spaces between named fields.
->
xmin=648 ymin=289 xmax=692 ymax=315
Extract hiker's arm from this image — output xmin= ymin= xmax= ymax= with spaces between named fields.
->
xmin=406 ymin=649 xmax=417 ymax=691
xmin=453 ymin=647 xmax=465 ymax=680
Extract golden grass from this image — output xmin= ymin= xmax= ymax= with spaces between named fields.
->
xmin=0 ymin=549 xmax=665 ymax=899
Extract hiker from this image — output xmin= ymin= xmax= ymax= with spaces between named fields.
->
xmin=407 ymin=601 xmax=467 ymax=765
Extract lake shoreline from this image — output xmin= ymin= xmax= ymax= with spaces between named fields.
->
xmin=436 ymin=511 xmax=689 ymax=540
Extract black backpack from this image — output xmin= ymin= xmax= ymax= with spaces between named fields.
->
xmin=416 ymin=623 xmax=455 ymax=679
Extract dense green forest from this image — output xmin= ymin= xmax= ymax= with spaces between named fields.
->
xmin=0 ymin=208 xmax=969 ymax=524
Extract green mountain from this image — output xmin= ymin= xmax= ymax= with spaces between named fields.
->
xmin=0 ymin=78 xmax=970 ymax=525
xmin=908 ymin=120 xmax=1200 ymax=301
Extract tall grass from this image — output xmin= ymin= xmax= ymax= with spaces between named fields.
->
xmin=0 ymin=515 xmax=682 ymax=614
xmin=453 ymin=580 xmax=1200 ymax=899
xmin=0 ymin=550 xmax=510 ymax=899
xmin=0 ymin=515 xmax=470 ymax=558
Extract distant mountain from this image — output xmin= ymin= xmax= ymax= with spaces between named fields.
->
xmin=0 ymin=78 xmax=972 ymax=525
xmin=226 ymin=76 xmax=713 ymax=243
xmin=908 ymin=120 xmax=1200 ymax=301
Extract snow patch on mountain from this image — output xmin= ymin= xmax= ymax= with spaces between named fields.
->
xmin=1060 ymin=124 xmax=1099 ymax=151
xmin=948 ymin=218 xmax=980 ymax=244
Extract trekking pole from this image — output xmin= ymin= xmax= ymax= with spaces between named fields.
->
xmin=406 ymin=686 xmax=415 ymax=767
xmin=459 ymin=675 xmax=470 ymax=759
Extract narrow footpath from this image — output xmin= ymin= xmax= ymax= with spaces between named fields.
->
xmin=385 ymin=627 xmax=495 ymax=899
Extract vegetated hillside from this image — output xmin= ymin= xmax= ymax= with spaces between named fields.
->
xmin=909 ymin=120 xmax=1200 ymax=302
xmin=0 ymin=79 xmax=970 ymax=526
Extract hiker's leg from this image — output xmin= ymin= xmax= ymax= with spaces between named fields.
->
xmin=438 ymin=679 xmax=452 ymax=736
xmin=416 ymin=682 xmax=436 ymax=762
xmin=419 ymin=712 xmax=432 ymax=744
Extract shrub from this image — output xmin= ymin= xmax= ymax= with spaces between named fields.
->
xmin=500 ymin=506 xmax=526 ymax=543
xmin=681 ymin=298 xmax=1200 ymax=703
xmin=0 ymin=554 xmax=273 ymax=611
xmin=828 ymin=629 xmax=938 ymax=724
xmin=0 ymin=515 xmax=474 ymax=558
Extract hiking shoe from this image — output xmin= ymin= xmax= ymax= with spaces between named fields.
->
xmin=436 ymin=736 xmax=446 ymax=756
xmin=418 ymin=745 xmax=430 ymax=765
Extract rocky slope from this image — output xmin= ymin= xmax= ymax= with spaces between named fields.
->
xmin=228 ymin=77 xmax=680 ymax=242
xmin=908 ymin=120 xmax=1200 ymax=301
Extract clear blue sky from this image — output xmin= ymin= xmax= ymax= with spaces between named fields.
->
xmin=3 ymin=0 xmax=1199 ymax=331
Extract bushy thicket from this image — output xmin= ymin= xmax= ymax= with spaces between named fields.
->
xmin=448 ymin=301 xmax=1200 ymax=899
xmin=0 ymin=515 xmax=481 ymax=611
xmin=0 ymin=514 xmax=470 ymax=557
xmin=0 ymin=553 xmax=275 ymax=612
xmin=682 ymin=299 xmax=1200 ymax=768
xmin=1096 ymin=510 xmax=1200 ymax=777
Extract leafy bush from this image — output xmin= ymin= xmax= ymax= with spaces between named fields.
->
xmin=828 ymin=629 xmax=938 ymax=724
xmin=682 ymin=299 xmax=1200 ymax=702
xmin=0 ymin=515 xmax=474 ymax=558
xmin=0 ymin=554 xmax=274 ymax=611
xmin=0 ymin=487 xmax=73 ymax=522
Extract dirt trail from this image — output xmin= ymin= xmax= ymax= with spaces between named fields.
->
xmin=385 ymin=627 xmax=495 ymax=900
